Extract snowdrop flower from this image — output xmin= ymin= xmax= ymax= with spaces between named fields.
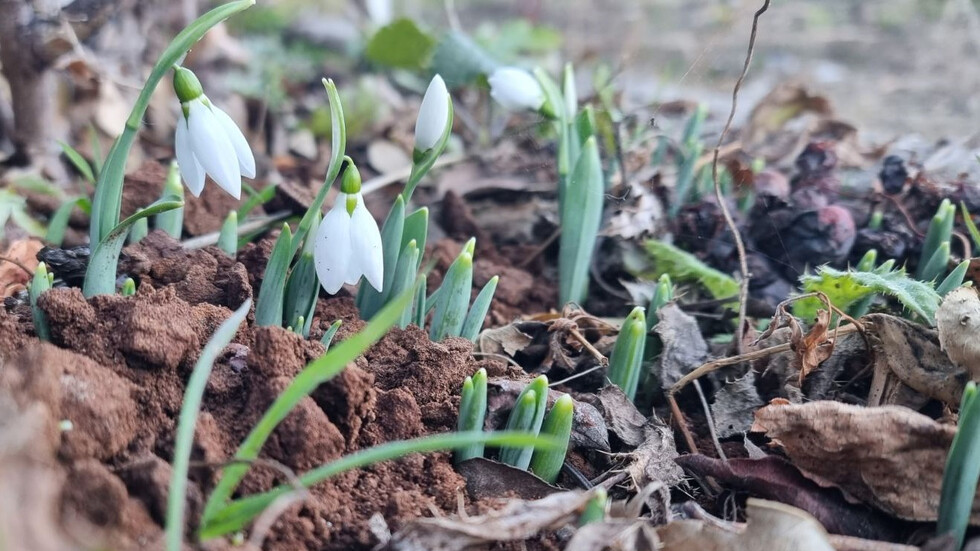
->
xmin=488 ymin=67 xmax=545 ymax=112
xmin=172 ymin=66 xmax=255 ymax=199
xmin=314 ymin=163 xmax=383 ymax=294
xmin=414 ymin=74 xmax=450 ymax=152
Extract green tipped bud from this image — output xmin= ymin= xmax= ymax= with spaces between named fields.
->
xmin=121 ymin=278 xmax=136 ymax=297
xmin=919 ymin=199 xmax=955 ymax=280
xmin=937 ymin=260 xmax=970 ymax=297
xmin=608 ymin=307 xmax=647 ymax=401
xmin=921 ymin=241 xmax=951 ymax=283
xmin=156 ymin=160 xmax=184 ymax=238
xmin=456 ymin=368 xmax=489 ymax=464
xmin=429 ymin=241 xmax=474 ymax=341
xmin=579 ymin=488 xmax=608 ymax=525
xmin=647 ymin=274 xmax=674 ymax=330
xmin=499 ymin=375 xmax=549 ymax=470
xmin=218 ymin=211 xmax=238 ymax=256
xmin=530 ymin=394 xmax=574 ymax=483
xmin=129 ymin=217 xmax=149 ymax=244
xmin=172 ymin=66 xmax=204 ymax=104
xmin=868 ymin=209 xmax=884 ymax=230
xmin=320 ymin=319 xmax=342 ymax=349
xmin=340 ymin=157 xmax=362 ymax=195
xmin=460 ymin=275 xmax=499 ymax=341
xmin=30 ymin=262 xmax=52 ymax=341
xmin=856 ymin=249 xmax=878 ymax=272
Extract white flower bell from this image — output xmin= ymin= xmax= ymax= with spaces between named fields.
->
xmin=173 ymin=66 xmax=255 ymax=199
xmin=314 ymin=163 xmax=383 ymax=294
xmin=414 ymin=74 xmax=450 ymax=152
xmin=488 ymin=67 xmax=545 ymax=112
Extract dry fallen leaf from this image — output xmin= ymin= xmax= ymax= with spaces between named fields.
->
xmin=790 ymin=309 xmax=836 ymax=386
xmin=936 ymin=286 xmax=980 ymax=382
xmin=0 ymin=238 xmax=43 ymax=298
xmin=751 ymin=400 xmax=980 ymax=523
xmin=382 ymin=490 xmax=596 ymax=551
xmin=657 ymin=498 xmax=835 ymax=551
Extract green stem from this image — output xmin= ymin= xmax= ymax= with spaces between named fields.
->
xmin=89 ymin=0 xmax=255 ymax=245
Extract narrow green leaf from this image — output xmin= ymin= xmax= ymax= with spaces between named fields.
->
xmin=237 ymin=183 xmax=277 ymax=220
xmin=607 ymin=307 xmax=647 ymax=401
xmin=83 ymin=198 xmax=183 ymax=297
xmin=578 ymin=488 xmax=608 ymax=526
xmin=45 ymin=196 xmax=90 ymax=246
xmin=129 ymin=217 xmax=149 ymax=244
xmin=200 ymin=281 xmax=417 ymax=528
xmin=200 ymin=431 xmax=557 ymax=539
xmin=283 ymin=252 xmax=318 ymax=335
xmin=455 ymin=368 xmax=488 ymax=463
xmin=460 ymin=276 xmax=498 ymax=341
xmin=155 ymin=161 xmax=184 ymax=238
xmin=529 ymin=394 xmax=574 ymax=483
xmin=920 ymin=241 xmax=951 ymax=283
xmin=58 ymin=141 xmax=95 ymax=184
xmin=290 ymin=79 xmax=346 ymax=256
xmin=166 ymin=298 xmax=250 ymax=551
xmin=961 ymin=202 xmax=980 ymax=256
xmin=319 ymin=319 xmax=342 ymax=349
xmin=558 ymin=137 xmax=603 ymax=306
xmin=937 ymin=260 xmax=970 ymax=297
xmin=918 ymin=199 xmax=955 ymax=280
xmin=938 ymin=382 xmax=980 ymax=548
xmin=499 ymin=375 xmax=549 ymax=470
xmin=430 ymin=240 xmax=474 ymax=341
xmin=218 ymin=211 xmax=238 ymax=256
xmin=254 ymin=224 xmax=293 ymax=327
xmin=391 ymin=240 xmax=420 ymax=328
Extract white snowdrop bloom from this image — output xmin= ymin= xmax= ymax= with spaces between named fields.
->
xmin=414 ymin=74 xmax=450 ymax=152
xmin=172 ymin=66 xmax=255 ymax=199
xmin=314 ymin=164 xmax=383 ymax=294
xmin=488 ymin=67 xmax=545 ymax=112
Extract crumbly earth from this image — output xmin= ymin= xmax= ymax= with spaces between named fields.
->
xmin=0 ymin=230 xmax=501 ymax=551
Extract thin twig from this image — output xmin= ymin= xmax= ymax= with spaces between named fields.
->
xmin=0 ymin=256 xmax=35 ymax=277
xmin=712 ymin=0 xmax=771 ymax=356
xmin=693 ymin=380 xmax=727 ymax=461
xmin=568 ymin=326 xmax=609 ymax=366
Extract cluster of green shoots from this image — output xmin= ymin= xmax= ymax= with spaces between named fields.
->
xmin=532 ymin=64 xmax=606 ymax=307
xmin=455 ymin=371 xmax=574 ymax=484
xmin=17 ymin=1 xmax=559 ymax=546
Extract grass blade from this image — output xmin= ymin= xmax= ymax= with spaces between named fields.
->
xmin=558 ymin=137 xmax=603 ymax=306
xmin=254 ymin=224 xmax=292 ymax=327
xmin=460 ymin=276 xmax=498 ymax=341
xmin=166 ymin=298 xmax=250 ymax=551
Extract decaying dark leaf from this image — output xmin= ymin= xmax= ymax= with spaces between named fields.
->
xmin=751 ymin=400 xmax=980 ymax=523
xmin=382 ymin=490 xmax=596 ymax=551
xmin=566 ymin=521 xmax=662 ymax=551
xmin=654 ymin=304 xmax=709 ymax=390
xmin=487 ymin=378 xmax=610 ymax=452
xmin=789 ymin=309 xmax=836 ymax=386
xmin=582 ymin=386 xmax=683 ymax=487
xmin=456 ymin=458 xmax=560 ymax=501
xmin=675 ymin=455 xmax=898 ymax=540
xmin=710 ymin=372 xmax=763 ymax=438
xmin=865 ymin=313 xmax=966 ymax=408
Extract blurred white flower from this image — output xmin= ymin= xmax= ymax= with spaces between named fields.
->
xmin=364 ymin=0 xmax=393 ymax=26
xmin=488 ymin=67 xmax=545 ymax=112
xmin=414 ymin=74 xmax=450 ymax=152
xmin=173 ymin=66 xmax=255 ymax=199
xmin=314 ymin=165 xmax=383 ymax=294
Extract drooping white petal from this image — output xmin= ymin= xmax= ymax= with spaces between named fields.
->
xmin=211 ymin=104 xmax=256 ymax=179
xmin=365 ymin=0 xmax=392 ymax=25
xmin=348 ymin=195 xmax=384 ymax=292
xmin=187 ymin=99 xmax=242 ymax=199
xmin=314 ymin=198 xmax=353 ymax=294
xmin=174 ymin=117 xmax=206 ymax=196
xmin=488 ymin=67 xmax=545 ymax=112
xmin=414 ymin=74 xmax=449 ymax=152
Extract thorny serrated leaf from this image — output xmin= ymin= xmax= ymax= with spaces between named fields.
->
xmin=675 ymin=455 xmax=899 ymax=540
xmin=795 ymin=266 xmax=941 ymax=325
xmin=381 ymin=490 xmax=597 ymax=551
xmin=751 ymin=400 xmax=980 ymax=523
xmin=641 ymin=240 xmax=739 ymax=300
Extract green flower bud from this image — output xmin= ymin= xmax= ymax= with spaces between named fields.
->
xmin=172 ymin=66 xmax=204 ymax=104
